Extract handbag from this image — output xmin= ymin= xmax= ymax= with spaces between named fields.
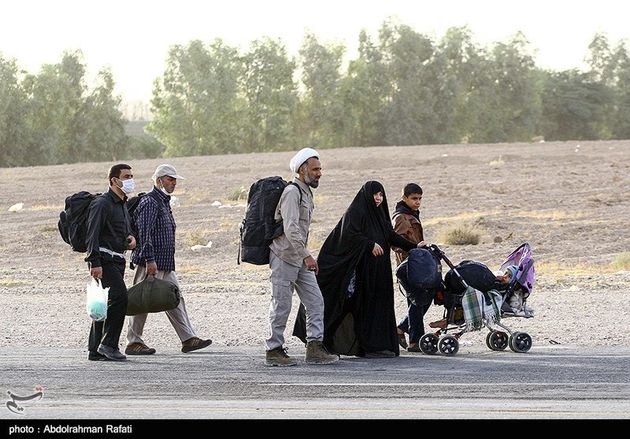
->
xmin=126 ymin=275 xmax=181 ymax=315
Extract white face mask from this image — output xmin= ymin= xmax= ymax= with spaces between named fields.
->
xmin=119 ymin=178 xmax=135 ymax=194
xmin=158 ymin=178 xmax=172 ymax=195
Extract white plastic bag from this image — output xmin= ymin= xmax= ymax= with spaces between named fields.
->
xmin=86 ymin=278 xmax=109 ymax=321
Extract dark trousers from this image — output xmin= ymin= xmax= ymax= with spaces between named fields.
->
xmin=88 ymin=261 xmax=128 ymax=352
xmin=397 ymin=299 xmax=429 ymax=344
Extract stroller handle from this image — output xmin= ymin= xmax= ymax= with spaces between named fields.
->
xmin=429 ymin=243 xmax=469 ymax=289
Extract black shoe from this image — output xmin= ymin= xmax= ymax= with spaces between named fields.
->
xmin=88 ymin=351 xmax=107 ymax=361
xmin=97 ymin=344 xmax=127 ymax=361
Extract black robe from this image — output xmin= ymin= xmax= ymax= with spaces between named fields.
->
xmin=294 ymin=181 xmax=415 ymax=356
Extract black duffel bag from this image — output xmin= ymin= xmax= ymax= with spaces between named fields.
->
xmin=444 ymin=260 xmax=502 ymax=296
xmin=126 ymin=275 xmax=181 ymax=315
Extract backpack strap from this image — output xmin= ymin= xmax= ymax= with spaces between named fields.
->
xmin=289 ymin=182 xmax=304 ymax=205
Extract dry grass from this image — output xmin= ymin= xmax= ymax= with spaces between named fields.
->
xmin=516 ymin=210 xmax=586 ymax=221
xmin=612 ymin=252 xmax=630 ymax=271
xmin=537 ymin=261 xmax=616 ymax=277
xmin=0 ymin=278 xmax=21 ymax=287
xmin=177 ymin=265 xmax=206 ymax=274
xmin=184 ymin=280 xmax=268 ymax=289
xmin=220 ymin=220 xmax=238 ymax=232
xmin=226 ymin=186 xmax=248 ymax=201
xmin=184 ymin=228 xmax=212 ymax=247
xmin=31 ymin=204 xmax=63 ymax=211
xmin=437 ymin=225 xmax=482 ymax=245
xmin=488 ymin=156 xmax=505 ymax=167
xmin=188 ymin=192 xmax=212 ymax=203
xmin=424 ymin=210 xmax=501 ymax=226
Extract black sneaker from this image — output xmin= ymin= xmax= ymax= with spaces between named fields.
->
xmin=88 ymin=351 xmax=107 ymax=361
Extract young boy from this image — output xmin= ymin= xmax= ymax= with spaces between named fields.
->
xmin=392 ymin=183 xmax=427 ymax=352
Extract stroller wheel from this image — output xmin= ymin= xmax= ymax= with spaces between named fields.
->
xmin=419 ymin=333 xmax=439 ymax=355
xmin=486 ymin=331 xmax=509 ymax=351
xmin=509 ymin=332 xmax=532 ymax=353
xmin=438 ymin=335 xmax=459 ymax=356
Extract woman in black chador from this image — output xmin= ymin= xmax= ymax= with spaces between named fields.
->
xmin=294 ymin=181 xmax=417 ymax=358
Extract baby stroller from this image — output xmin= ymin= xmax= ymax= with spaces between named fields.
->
xmin=396 ymin=243 xmax=534 ymax=356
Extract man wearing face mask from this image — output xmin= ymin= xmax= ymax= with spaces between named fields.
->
xmin=85 ymin=163 xmax=137 ymax=361
xmin=125 ymin=164 xmax=212 ymax=356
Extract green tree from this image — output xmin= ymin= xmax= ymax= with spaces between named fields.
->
xmin=149 ymin=39 xmax=247 ymax=156
xmin=587 ymin=33 xmax=616 ymax=85
xmin=83 ymin=68 xmax=129 ymax=161
xmin=378 ymin=22 xmax=438 ymax=145
xmin=611 ymin=44 xmax=630 ymax=138
xmin=467 ymin=33 xmax=542 ymax=143
xmin=297 ymin=33 xmax=345 ymax=148
xmin=430 ymin=26 xmax=482 ymax=143
xmin=242 ymin=38 xmax=297 ymax=152
xmin=338 ymin=30 xmax=389 ymax=147
xmin=22 ymin=51 xmax=90 ymax=164
xmin=586 ymin=34 xmax=630 ymax=138
xmin=0 ymin=55 xmax=33 ymax=167
xmin=541 ymin=69 xmax=612 ymax=140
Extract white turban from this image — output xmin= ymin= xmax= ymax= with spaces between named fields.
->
xmin=289 ymin=147 xmax=319 ymax=174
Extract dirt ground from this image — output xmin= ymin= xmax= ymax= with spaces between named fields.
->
xmin=1 ymin=140 xmax=629 ymax=352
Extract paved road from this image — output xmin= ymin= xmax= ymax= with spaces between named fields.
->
xmin=1 ymin=344 xmax=629 ymax=420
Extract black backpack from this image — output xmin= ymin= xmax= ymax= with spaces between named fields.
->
xmin=126 ymin=192 xmax=147 ymax=238
xmin=395 ymin=247 xmax=442 ymax=306
xmin=127 ymin=192 xmax=147 ymax=218
xmin=58 ymin=191 xmax=100 ymax=252
xmin=238 ymin=176 xmax=302 ymax=265
xmin=444 ymin=260 xmax=500 ymax=295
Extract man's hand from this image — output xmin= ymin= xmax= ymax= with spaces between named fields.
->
xmin=304 ymin=255 xmax=319 ymax=275
xmin=416 ymin=240 xmax=427 ymax=248
xmin=146 ymin=260 xmax=158 ymax=276
xmin=127 ymin=235 xmax=136 ymax=250
xmin=372 ymin=243 xmax=384 ymax=256
xmin=90 ymin=266 xmax=103 ymax=280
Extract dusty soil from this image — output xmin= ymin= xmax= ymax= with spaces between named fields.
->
xmin=1 ymin=140 xmax=629 ymax=351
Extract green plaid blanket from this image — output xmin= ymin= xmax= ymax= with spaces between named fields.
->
xmin=462 ymin=287 xmax=501 ymax=331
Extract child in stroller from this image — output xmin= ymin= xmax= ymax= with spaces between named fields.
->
xmin=396 ymin=243 xmax=535 ymax=356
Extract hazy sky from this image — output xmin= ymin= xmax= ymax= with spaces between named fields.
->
xmin=2 ymin=0 xmax=628 ymax=105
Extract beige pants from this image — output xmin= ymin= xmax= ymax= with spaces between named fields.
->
xmin=126 ymin=265 xmax=196 ymax=345
xmin=265 ymin=251 xmax=324 ymax=351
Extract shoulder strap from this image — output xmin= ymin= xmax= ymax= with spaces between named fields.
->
xmin=289 ymin=182 xmax=304 ymax=205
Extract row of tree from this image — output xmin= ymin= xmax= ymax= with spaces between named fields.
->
xmin=2 ymin=21 xmax=630 ymax=167
xmin=0 ymin=51 xmax=131 ymax=167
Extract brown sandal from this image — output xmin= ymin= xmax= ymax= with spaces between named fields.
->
xmin=396 ymin=329 xmax=408 ymax=349
xmin=429 ymin=318 xmax=448 ymax=329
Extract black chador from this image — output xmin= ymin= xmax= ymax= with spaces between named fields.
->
xmin=294 ymin=181 xmax=415 ymax=356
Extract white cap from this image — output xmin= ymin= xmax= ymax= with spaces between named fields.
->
xmin=289 ymin=147 xmax=319 ymax=174
xmin=153 ymin=164 xmax=185 ymax=180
